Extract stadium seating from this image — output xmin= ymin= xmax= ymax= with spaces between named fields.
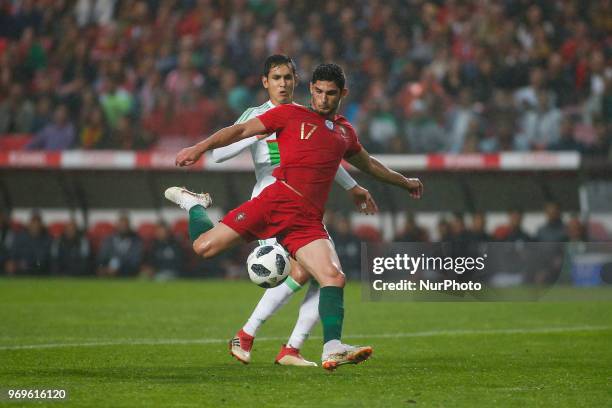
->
xmin=354 ymin=225 xmax=382 ymax=242
xmin=88 ymin=221 xmax=116 ymax=251
xmin=47 ymin=221 xmax=67 ymax=238
xmin=0 ymin=135 xmax=32 ymax=151
xmin=137 ymin=222 xmax=158 ymax=249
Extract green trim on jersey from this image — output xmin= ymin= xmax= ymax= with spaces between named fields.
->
xmin=267 ymin=141 xmax=280 ymax=165
xmin=234 ymin=107 xmax=254 ymax=124
xmin=235 ymin=102 xmax=270 ymax=125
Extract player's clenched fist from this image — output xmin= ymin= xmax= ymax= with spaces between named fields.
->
xmin=406 ymin=178 xmax=423 ymax=199
xmin=175 ymin=145 xmax=203 ymax=167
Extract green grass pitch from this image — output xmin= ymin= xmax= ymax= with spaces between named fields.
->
xmin=1 ymin=279 xmax=610 ymax=407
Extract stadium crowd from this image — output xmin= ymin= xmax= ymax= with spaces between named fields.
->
xmin=0 ymin=205 xmax=594 ymax=278
xmin=0 ymin=0 xmax=610 ymax=155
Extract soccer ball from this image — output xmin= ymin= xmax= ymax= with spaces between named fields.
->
xmin=246 ymin=244 xmax=290 ymax=288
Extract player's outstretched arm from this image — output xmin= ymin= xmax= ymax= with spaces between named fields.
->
xmin=211 ymin=107 xmax=265 ymax=163
xmin=346 ymin=149 xmax=423 ymax=199
xmin=175 ymin=117 xmax=268 ymax=167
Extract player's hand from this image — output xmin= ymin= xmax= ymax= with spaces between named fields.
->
xmin=175 ymin=145 xmax=203 ymax=167
xmin=406 ymin=178 xmax=423 ymax=199
xmin=348 ymin=185 xmax=379 ymax=215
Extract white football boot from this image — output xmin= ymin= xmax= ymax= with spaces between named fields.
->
xmin=164 ymin=187 xmax=212 ymax=210
xmin=321 ymin=342 xmax=373 ymax=371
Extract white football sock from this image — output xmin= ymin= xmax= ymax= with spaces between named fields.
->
xmin=242 ymin=276 xmax=302 ymax=337
xmin=287 ymin=281 xmax=320 ymax=349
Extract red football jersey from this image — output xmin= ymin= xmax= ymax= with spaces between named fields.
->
xmin=256 ymin=104 xmax=362 ymax=214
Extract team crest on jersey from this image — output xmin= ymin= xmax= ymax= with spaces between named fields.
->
xmin=325 ymin=120 xmax=334 ymax=130
xmin=235 ymin=212 xmax=246 ymax=222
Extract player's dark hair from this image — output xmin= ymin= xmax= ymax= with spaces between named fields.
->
xmin=311 ymin=63 xmax=346 ymax=89
xmin=263 ymin=54 xmax=297 ymax=77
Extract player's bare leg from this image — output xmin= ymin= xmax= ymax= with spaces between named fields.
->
xmin=295 ymin=239 xmax=373 ymax=371
xmin=164 ymin=186 xmax=244 ymax=257
xmin=192 ymin=223 xmax=243 ymax=259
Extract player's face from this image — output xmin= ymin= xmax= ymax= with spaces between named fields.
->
xmin=309 ymin=80 xmax=348 ymax=117
xmin=262 ymin=64 xmax=296 ymax=105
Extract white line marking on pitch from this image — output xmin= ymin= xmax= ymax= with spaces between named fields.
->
xmin=0 ymin=326 xmax=609 ymax=351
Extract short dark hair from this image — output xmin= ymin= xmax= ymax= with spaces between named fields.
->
xmin=311 ymin=63 xmax=346 ymax=89
xmin=263 ymin=54 xmax=296 ymax=77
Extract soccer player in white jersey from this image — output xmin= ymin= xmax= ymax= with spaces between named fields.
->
xmin=210 ymin=55 xmax=377 ymax=366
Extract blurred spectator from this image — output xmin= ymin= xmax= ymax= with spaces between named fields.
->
xmin=582 ymin=118 xmax=611 ymax=159
xmin=51 ymin=220 xmax=91 ymax=275
xmin=461 ymin=118 xmax=484 ymax=153
xmin=5 ymin=212 xmax=52 ymax=275
xmin=517 ymin=91 xmax=562 ymax=150
xmin=585 ymin=50 xmax=609 ymax=120
xmin=505 ymin=209 xmax=532 ymax=242
xmin=97 ymin=213 xmax=143 ymax=277
xmin=395 ymin=211 xmax=427 ymax=242
xmin=142 ymin=92 xmax=180 ymax=140
xmin=17 ymin=26 xmax=47 ymax=79
xmin=514 ymin=67 xmax=546 ymax=111
xmin=141 ymin=221 xmax=184 ymax=281
xmin=536 ymin=202 xmax=567 ymax=242
xmin=26 ymin=105 xmax=75 ymax=150
xmin=165 ymin=51 xmax=204 ymax=103
xmin=447 ymin=88 xmax=479 ymax=152
xmin=437 ymin=217 xmax=452 ymax=242
xmin=219 ymin=68 xmax=250 ymax=115
xmin=138 ymin=70 xmax=163 ymax=117
xmin=0 ymin=84 xmax=34 ymax=133
xmin=99 ymin=76 xmax=133 ymax=129
xmin=403 ymin=99 xmax=446 ymax=153
xmin=174 ymin=88 xmax=219 ymax=139
xmin=107 ymin=115 xmax=151 ymax=150
xmin=31 ymin=96 xmax=53 ymax=133
xmin=566 ymin=216 xmax=587 ymax=242
xmin=79 ymin=106 xmax=109 ymax=149
xmin=546 ymin=53 xmax=575 ymax=107
xmin=469 ymin=212 xmax=491 ymax=241
xmin=449 ymin=212 xmax=471 ymax=242
xmin=549 ymin=117 xmax=583 ymax=151
xmin=75 ymin=0 xmax=116 ymax=27
xmin=365 ymin=100 xmax=399 ymax=153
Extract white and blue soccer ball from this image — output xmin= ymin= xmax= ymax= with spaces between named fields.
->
xmin=246 ymin=244 xmax=290 ymax=288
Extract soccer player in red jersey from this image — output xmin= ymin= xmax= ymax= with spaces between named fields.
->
xmin=172 ymin=63 xmax=423 ymax=370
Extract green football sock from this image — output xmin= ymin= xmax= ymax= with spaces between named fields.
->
xmin=319 ymin=286 xmax=344 ymax=343
xmin=188 ymin=205 xmax=214 ymax=242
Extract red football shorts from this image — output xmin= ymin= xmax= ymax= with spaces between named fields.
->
xmin=220 ymin=181 xmax=329 ymax=256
